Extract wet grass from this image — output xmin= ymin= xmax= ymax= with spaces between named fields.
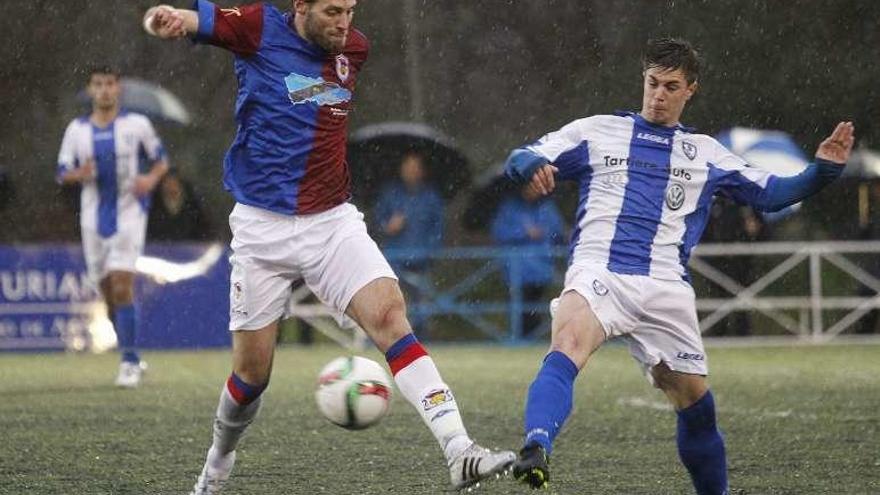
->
xmin=1 ymin=343 xmax=878 ymax=494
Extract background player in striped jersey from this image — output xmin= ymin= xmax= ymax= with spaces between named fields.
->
xmin=143 ymin=1 xmax=514 ymax=493
xmin=504 ymin=38 xmax=854 ymax=493
xmin=57 ymin=66 xmax=169 ymax=388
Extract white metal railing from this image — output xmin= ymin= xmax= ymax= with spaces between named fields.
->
xmin=286 ymin=241 xmax=880 ymax=348
xmin=690 ymin=241 xmax=880 ymax=342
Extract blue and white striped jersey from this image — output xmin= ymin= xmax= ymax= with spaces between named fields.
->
xmin=506 ymin=112 xmax=840 ymax=280
xmin=57 ymin=111 xmax=166 ymax=238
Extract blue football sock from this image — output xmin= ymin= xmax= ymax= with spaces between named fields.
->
xmin=677 ymin=390 xmax=729 ymax=495
xmin=523 ymin=350 xmax=579 ymax=455
xmin=113 ymin=304 xmax=140 ymax=364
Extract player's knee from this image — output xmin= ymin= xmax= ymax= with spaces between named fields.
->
xmin=106 ymin=274 xmax=134 ymax=305
xmin=652 ymin=363 xmax=708 ymax=408
xmin=109 ymin=285 xmax=133 ymax=306
xmin=371 ymin=297 xmax=408 ymax=333
xmin=359 ymin=295 xmax=406 ymax=332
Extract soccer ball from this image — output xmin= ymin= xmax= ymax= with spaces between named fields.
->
xmin=315 ymin=356 xmax=393 ymax=430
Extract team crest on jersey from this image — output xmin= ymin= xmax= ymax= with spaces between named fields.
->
xmin=231 ymin=281 xmax=248 ymax=316
xmin=592 ymin=279 xmax=609 ymax=296
xmin=666 ymin=183 xmax=686 ymax=210
xmin=335 ymin=54 xmax=350 ymax=82
xmin=284 ymin=73 xmax=352 ymax=106
xmin=682 ymin=140 xmax=697 ymax=160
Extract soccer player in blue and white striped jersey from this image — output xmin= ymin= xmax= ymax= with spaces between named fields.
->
xmin=505 ymin=39 xmax=855 ymax=493
xmin=57 ymin=66 xmax=169 ymax=388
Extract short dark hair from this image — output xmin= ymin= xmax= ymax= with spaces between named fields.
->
xmin=642 ymin=38 xmax=701 ymax=84
xmin=87 ymin=65 xmax=120 ymax=84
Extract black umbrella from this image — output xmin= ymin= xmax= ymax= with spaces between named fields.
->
xmin=77 ymin=78 xmax=192 ymax=125
xmin=348 ymin=122 xmax=470 ymax=201
xmin=461 ymin=161 xmax=580 ymax=232
xmin=461 ymin=163 xmax=518 ymax=231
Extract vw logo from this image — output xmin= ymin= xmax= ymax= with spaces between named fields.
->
xmin=666 ymin=183 xmax=686 ymax=210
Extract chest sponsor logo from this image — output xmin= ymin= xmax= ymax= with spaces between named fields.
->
xmin=599 ymin=171 xmax=628 ymax=187
xmin=93 ymin=130 xmax=114 ymax=141
xmin=666 ymin=183 xmax=686 ymax=210
xmin=335 ymin=54 xmax=350 ymax=83
xmin=284 ymin=73 xmax=352 ymax=107
xmin=636 ymin=132 xmax=670 ymax=145
xmin=603 ymin=155 xmax=662 ymax=169
xmin=671 ymin=168 xmax=692 ymax=181
xmin=682 ymin=140 xmax=697 ymax=160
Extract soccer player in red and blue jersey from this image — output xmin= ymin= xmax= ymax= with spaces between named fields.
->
xmin=144 ymin=1 xmax=514 ymax=492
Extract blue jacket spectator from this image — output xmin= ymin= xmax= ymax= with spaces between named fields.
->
xmin=375 ymin=152 xmax=444 ymax=271
xmin=491 ymin=187 xmax=565 ymax=288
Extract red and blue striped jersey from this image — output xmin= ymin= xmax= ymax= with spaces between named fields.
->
xmin=193 ymin=0 xmax=369 ymax=215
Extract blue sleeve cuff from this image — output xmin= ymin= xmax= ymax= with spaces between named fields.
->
xmin=154 ymin=144 xmax=167 ymax=162
xmin=55 ymin=164 xmax=68 ymax=185
xmin=192 ymin=0 xmax=215 ymax=43
xmin=504 ymin=148 xmax=547 ymax=185
xmin=814 ymin=157 xmax=845 ymax=180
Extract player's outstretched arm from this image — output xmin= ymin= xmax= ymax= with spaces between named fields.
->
xmin=143 ymin=5 xmax=198 ymax=40
xmin=750 ymin=121 xmax=855 ymax=212
xmin=133 ymin=160 xmax=169 ymax=198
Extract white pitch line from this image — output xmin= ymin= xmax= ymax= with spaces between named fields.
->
xmin=617 ymin=397 xmax=818 ymax=421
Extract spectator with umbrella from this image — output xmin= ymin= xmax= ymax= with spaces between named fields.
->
xmin=348 ymin=122 xmax=470 ymax=203
xmin=147 ymin=168 xmax=215 ymax=241
xmin=491 ymin=183 xmax=565 ymax=338
xmin=374 ymin=151 xmax=444 ymax=338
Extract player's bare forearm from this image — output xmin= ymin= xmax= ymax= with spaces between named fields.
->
xmin=59 ymin=171 xmax=85 ymax=186
xmin=133 ymin=160 xmax=170 ymax=197
xmin=59 ymin=161 xmax=95 ymax=186
xmin=148 ymin=160 xmax=170 ymax=182
xmin=143 ymin=5 xmax=198 ymax=40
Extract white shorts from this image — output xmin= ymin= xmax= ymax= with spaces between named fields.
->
xmin=227 ymin=202 xmax=397 ymax=331
xmin=561 ymin=263 xmax=707 ymax=379
xmin=81 ymin=218 xmax=146 ymax=283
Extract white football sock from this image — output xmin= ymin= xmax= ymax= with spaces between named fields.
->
xmin=393 ymin=355 xmax=471 ymax=460
xmin=209 ymin=384 xmax=262 ymax=462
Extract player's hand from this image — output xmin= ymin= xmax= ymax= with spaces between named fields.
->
xmin=815 ymin=121 xmax=855 ymax=165
xmin=78 ymin=160 xmax=96 ymax=183
xmin=527 ymin=164 xmax=558 ymax=197
xmin=385 ymin=213 xmax=406 ymax=236
xmin=132 ymin=174 xmax=159 ymax=197
xmin=526 ymin=225 xmax=544 ymax=241
xmin=144 ymin=5 xmax=187 ymax=39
